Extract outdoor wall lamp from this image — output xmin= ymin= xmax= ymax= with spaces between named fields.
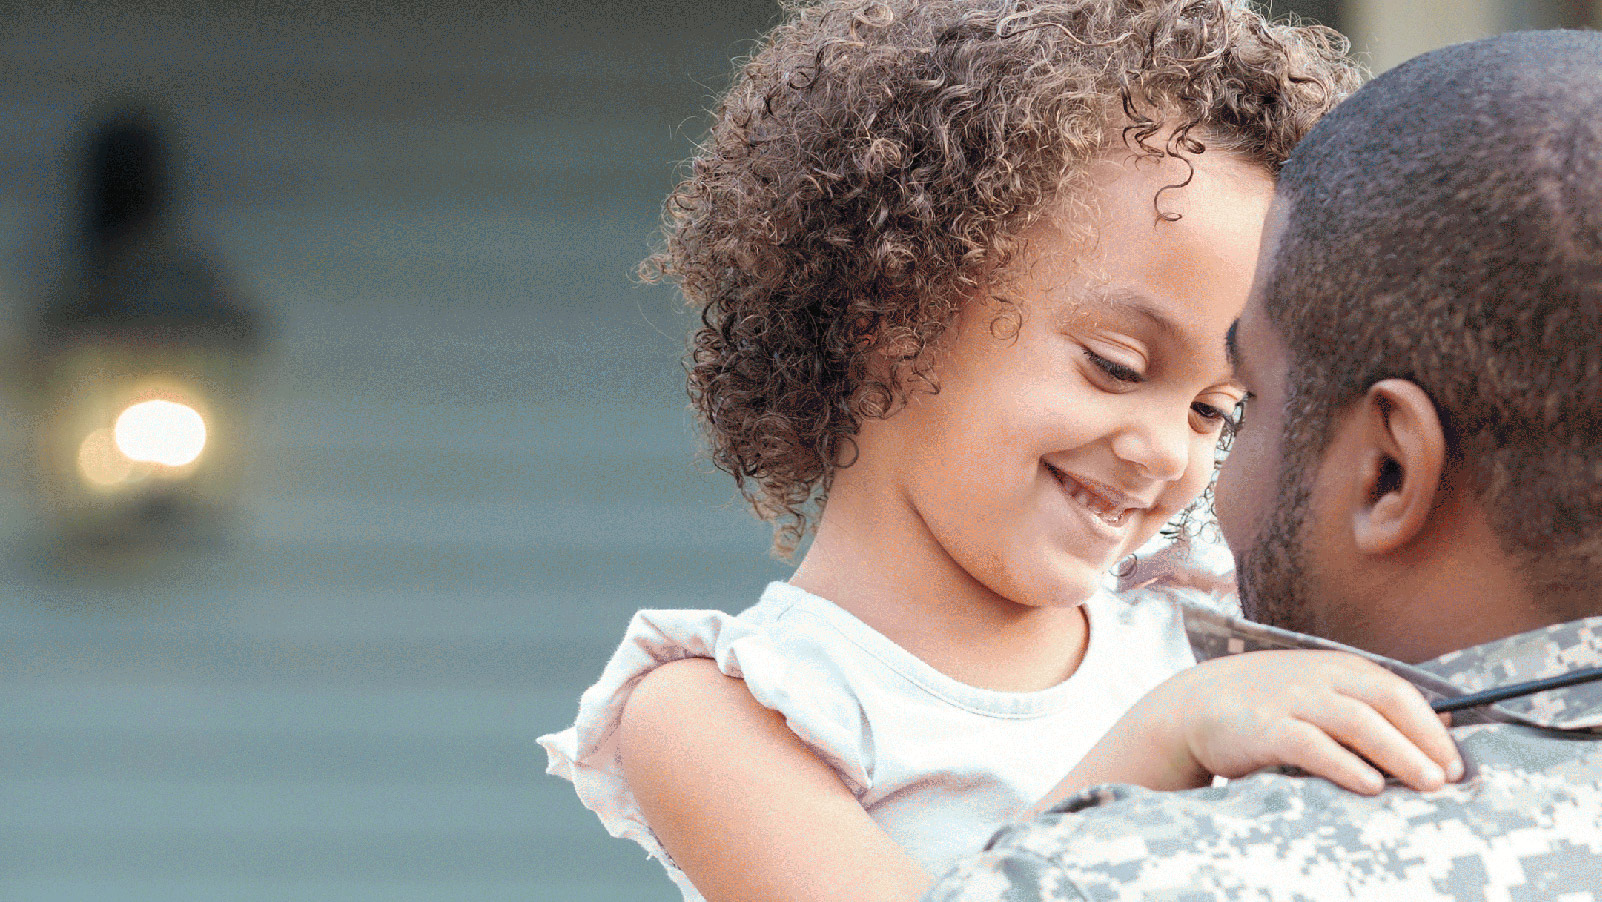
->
xmin=21 ymin=105 xmax=264 ymax=551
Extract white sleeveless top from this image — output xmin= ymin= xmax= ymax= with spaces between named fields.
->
xmin=539 ymin=576 xmax=1205 ymax=901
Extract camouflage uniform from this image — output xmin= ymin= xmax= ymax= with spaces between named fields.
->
xmin=924 ymin=608 xmax=1602 ymax=902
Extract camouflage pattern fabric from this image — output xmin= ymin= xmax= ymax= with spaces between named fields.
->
xmin=924 ymin=610 xmax=1602 ymax=901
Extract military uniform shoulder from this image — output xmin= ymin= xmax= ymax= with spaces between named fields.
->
xmin=925 ymin=732 xmax=1602 ymax=902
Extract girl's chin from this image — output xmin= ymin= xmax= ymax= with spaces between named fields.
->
xmin=1012 ymin=557 xmax=1110 ymax=608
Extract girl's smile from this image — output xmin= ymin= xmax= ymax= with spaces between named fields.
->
xmin=1045 ymin=464 xmax=1148 ymax=533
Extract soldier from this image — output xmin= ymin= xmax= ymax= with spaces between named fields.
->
xmin=924 ymin=30 xmax=1602 ymax=902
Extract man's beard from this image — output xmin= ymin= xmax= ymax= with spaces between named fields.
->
xmin=1235 ymin=434 xmax=1322 ymax=636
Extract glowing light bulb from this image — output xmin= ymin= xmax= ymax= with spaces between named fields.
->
xmin=114 ymin=400 xmax=207 ymax=467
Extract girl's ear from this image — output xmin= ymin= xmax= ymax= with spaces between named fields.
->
xmin=1345 ymin=379 xmax=1447 ymax=555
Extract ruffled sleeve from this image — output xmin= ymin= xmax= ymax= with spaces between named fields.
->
xmin=537 ymin=604 xmax=874 ymax=899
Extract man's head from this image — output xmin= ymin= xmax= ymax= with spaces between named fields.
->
xmin=1216 ymin=31 xmax=1602 ymax=662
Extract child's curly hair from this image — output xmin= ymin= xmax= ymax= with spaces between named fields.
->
xmin=643 ymin=0 xmax=1361 ymax=554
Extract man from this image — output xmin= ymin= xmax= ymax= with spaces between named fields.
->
xmin=924 ymin=30 xmax=1602 ymax=901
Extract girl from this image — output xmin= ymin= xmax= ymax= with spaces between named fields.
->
xmin=541 ymin=2 xmax=1461 ymax=900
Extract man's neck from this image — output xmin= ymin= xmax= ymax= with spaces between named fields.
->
xmin=1342 ymin=505 xmax=1553 ymax=664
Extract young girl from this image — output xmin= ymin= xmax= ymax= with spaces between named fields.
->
xmin=541 ymin=2 xmax=1461 ymax=900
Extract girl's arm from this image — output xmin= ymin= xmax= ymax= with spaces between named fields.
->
xmin=1028 ymin=649 xmax=1464 ymax=817
xmin=618 ymin=657 xmax=932 ymax=902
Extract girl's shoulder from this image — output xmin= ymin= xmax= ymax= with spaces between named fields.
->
xmin=542 ymin=582 xmax=879 ymax=772
xmin=537 ymin=582 xmax=884 ymax=896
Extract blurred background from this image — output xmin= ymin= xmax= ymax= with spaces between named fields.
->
xmin=0 ymin=1 xmax=1594 ymax=900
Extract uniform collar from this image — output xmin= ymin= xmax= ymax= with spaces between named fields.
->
xmin=1183 ymin=607 xmax=1602 ymax=732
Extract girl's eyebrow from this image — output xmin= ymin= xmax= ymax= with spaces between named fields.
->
xmin=1225 ymin=320 xmax=1243 ymax=370
xmin=1078 ymin=285 xmax=1182 ymax=343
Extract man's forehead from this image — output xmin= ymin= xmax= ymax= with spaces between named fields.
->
xmin=1220 ymin=193 xmax=1291 ymax=374
xmin=1259 ymin=193 xmax=1294 ymax=260
xmin=1227 ymin=302 xmax=1266 ymax=368
xmin=1228 ymin=295 xmax=1290 ymax=387
xmin=1243 ymin=193 xmax=1294 ymax=311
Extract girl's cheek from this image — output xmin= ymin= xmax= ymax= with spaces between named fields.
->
xmin=1173 ymin=445 xmax=1218 ymax=504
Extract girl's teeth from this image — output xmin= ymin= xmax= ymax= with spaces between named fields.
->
xmin=1068 ymin=484 xmax=1125 ymax=525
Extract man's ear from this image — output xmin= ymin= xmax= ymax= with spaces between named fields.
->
xmin=1346 ymin=379 xmax=1447 ymax=555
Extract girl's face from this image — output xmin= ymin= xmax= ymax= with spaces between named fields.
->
xmin=855 ymin=149 xmax=1272 ymax=610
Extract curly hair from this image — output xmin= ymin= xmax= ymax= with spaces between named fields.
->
xmin=643 ymin=0 xmax=1359 ymax=554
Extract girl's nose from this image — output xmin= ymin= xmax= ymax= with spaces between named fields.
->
xmin=1110 ymin=412 xmax=1189 ymax=482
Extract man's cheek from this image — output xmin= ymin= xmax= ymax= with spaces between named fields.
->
xmin=1215 ymin=436 xmax=1272 ymax=552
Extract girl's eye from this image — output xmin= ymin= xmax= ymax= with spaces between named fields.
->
xmin=1192 ymin=394 xmax=1251 ymax=438
xmin=1084 ymin=348 xmax=1144 ymax=384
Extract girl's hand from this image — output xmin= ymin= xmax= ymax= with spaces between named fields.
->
xmin=1030 ymin=650 xmax=1462 ymax=815
xmin=1153 ymin=650 xmax=1462 ymax=794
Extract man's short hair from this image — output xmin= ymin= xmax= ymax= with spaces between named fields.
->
xmin=1264 ymin=30 xmax=1602 ymax=607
